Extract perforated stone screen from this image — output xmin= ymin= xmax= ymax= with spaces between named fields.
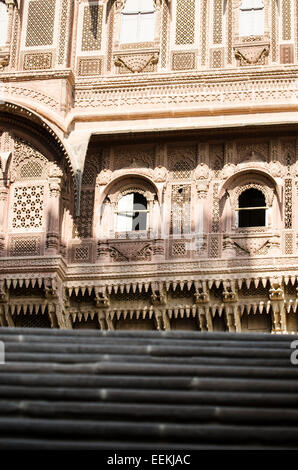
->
xmin=12 ymin=186 xmax=44 ymax=231
xmin=20 ymin=161 xmax=43 ymax=179
xmin=82 ymin=4 xmax=103 ymax=51
xmin=170 ymin=184 xmax=191 ymax=235
xmin=171 ymin=160 xmax=192 ymax=179
xmin=25 ymin=0 xmax=56 ymax=47
xmin=175 ymin=0 xmax=195 ymax=45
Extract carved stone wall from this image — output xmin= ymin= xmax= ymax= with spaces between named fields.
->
xmin=1 ymin=2 xmax=298 ymax=332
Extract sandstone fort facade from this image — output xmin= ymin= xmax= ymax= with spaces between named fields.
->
xmin=0 ymin=0 xmax=297 ymax=333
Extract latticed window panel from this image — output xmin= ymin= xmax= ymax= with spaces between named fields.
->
xmin=82 ymin=164 xmax=97 ymax=186
xmin=271 ymin=0 xmax=278 ymax=62
xmin=12 ymin=186 xmax=44 ymax=231
xmin=14 ymin=312 xmax=51 ymax=328
xmin=170 ymin=184 xmax=191 ymax=235
xmin=9 ymin=236 xmax=42 ymax=257
xmin=282 ymin=0 xmax=291 ymax=41
xmin=72 ymin=244 xmax=92 ymax=263
xmin=171 ymin=160 xmax=192 ymax=180
xmin=285 ymin=232 xmax=294 ymax=255
xmin=209 ymin=234 xmax=219 ymax=258
xmin=78 ymin=57 xmax=102 ymax=76
xmin=82 ymin=4 xmax=103 ymax=52
xmin=75 ymin=246 xmax=89 ymax=260
xmin=171 ymin=241 xmax=187 ymax=257
xmin=172 ymin=52 xmax=196 ymax=70
xmin=20 ymin=160 xmax=43 ymax=179
xmin=25 ymin=0 xmax=56 ymax=47
xmin=213 ymin=0 xmax=223 ymax=44
xmin=285 ymin=179 xmax=293 ymax=229
xmin=211 ymin=49 xmax=223 ymax=68
xmin=77 ymin=190 xmax=95 ymax=238
xmin=23 ymin=52 xmax=53 ymax=70
xmin=175 ymin=0 xmax=196 ymax=45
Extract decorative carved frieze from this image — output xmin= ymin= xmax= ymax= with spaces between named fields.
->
xmin=234 ymin=43 xmax=270 ymax=66
xmin=75 ymin=74 xmax=298 ymax=110
xmin=114 ymin=52 xmax=159 ymax=73
xmin=98 ymin=240 xmax=154 ymax=262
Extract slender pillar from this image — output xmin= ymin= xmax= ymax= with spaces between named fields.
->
xmin=46 ymin=166 xmax=63 ymax=254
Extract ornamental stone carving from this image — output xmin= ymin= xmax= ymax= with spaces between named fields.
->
xmin=153 ymin=166 xmax=168 ymax=183
xmin=194 ymin=163 xmax=209 ymax=180
xmin=221 ymin=163 xmax=236 ymax=180
xmin=267 ymin=161 xmax=284 ymax=178
xmin=98 ymin=241 xmax=153 ymax=262
xmin=0 ymin=54 xmax=9 ymax=70
xmin=97 ymin=169 xmax=112 ymax=185
xmin=194 ymin=163 xmax=210 ymax=198
xmin=114 ymin=53 xmax=159 ymax=73
xmin=234 ymin=44 xmax=270 ymax=66
xmin=48 ymin=164 xmax=63 ymax=197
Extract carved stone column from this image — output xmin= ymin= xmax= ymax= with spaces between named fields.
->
xmin=0 ymin=280 xmax=10 ymax=326
xmin=269 ymin=279 xmax=286 ymax=334
xmin=94 ymin=287 xmax=110 ymax=330
xmin=0 ymin=185 xmax=8 ymax=256
xmin=222 ymin=281 xmax=239 ymax=332
xmin=46 ymin=166 xmax=63 ymax=254
xmin=151 ymin=283 xmax=169 ymax=330
xmin=45 ymin=277 xmax=72 ymax=329
xmin=195 ymin=283 xmax=212 ymax=331
xmin=197 ymin=306 xmax=208 ymax=331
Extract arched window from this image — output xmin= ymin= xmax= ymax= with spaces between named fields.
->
xmin=120 ymin=0 xmax=155 ymax=44
xmin=116 ymin=192 xmax=148 ymax=232
xmin=237 ymin=188 xmax=267 ymax=227
xmin=0 ymin=2 xmax=9 ymax=47
xmin=239 ymin=0 xmax=264 ymax=36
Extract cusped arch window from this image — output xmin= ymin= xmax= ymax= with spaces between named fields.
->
xmin=0 ymin=2 xmax=9 ymax=47
xmin=237 ymin=188 xmax=267 ymax=228
xmin=116 ymin=191 xmax=148 ymax=232
xmin=239 ymin=0 xmax=264 ymax=37
xmin=120 ymin=0 xmax=156 ymax=44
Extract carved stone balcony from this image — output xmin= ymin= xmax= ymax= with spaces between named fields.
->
xmin=97 ymin=238 xmax=164 ymax=263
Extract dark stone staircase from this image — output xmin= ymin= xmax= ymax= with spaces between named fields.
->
xmin=0 ymin=327 xmax=297 ymax=449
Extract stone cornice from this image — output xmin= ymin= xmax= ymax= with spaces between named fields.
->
xmin=74 ymin=65 xmax=298 ymax=90
xmin=0 ymin=255 xmax=297 ymax=281
xmin=0 ymin=69 xmax=75 ymax=85
xmin=0 ymin=65 xmax=297 ymax=89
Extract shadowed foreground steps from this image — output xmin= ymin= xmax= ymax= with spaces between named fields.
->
xmin=0 ymin=328 xmax=297 ymax=450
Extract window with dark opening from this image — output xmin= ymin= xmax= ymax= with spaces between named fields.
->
xmin=116 ymin=192 xmax=148 ymax=232
xmin=237 ymin=188 xmax=266 ymax=228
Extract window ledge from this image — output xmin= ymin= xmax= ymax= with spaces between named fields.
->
xmin=118 ymin=41 xmax=160 ymax=51
xmin=115 ymin=231 xmax=149 ymax=240
xmin=232 ymin=227 xmax=271 ymax=235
